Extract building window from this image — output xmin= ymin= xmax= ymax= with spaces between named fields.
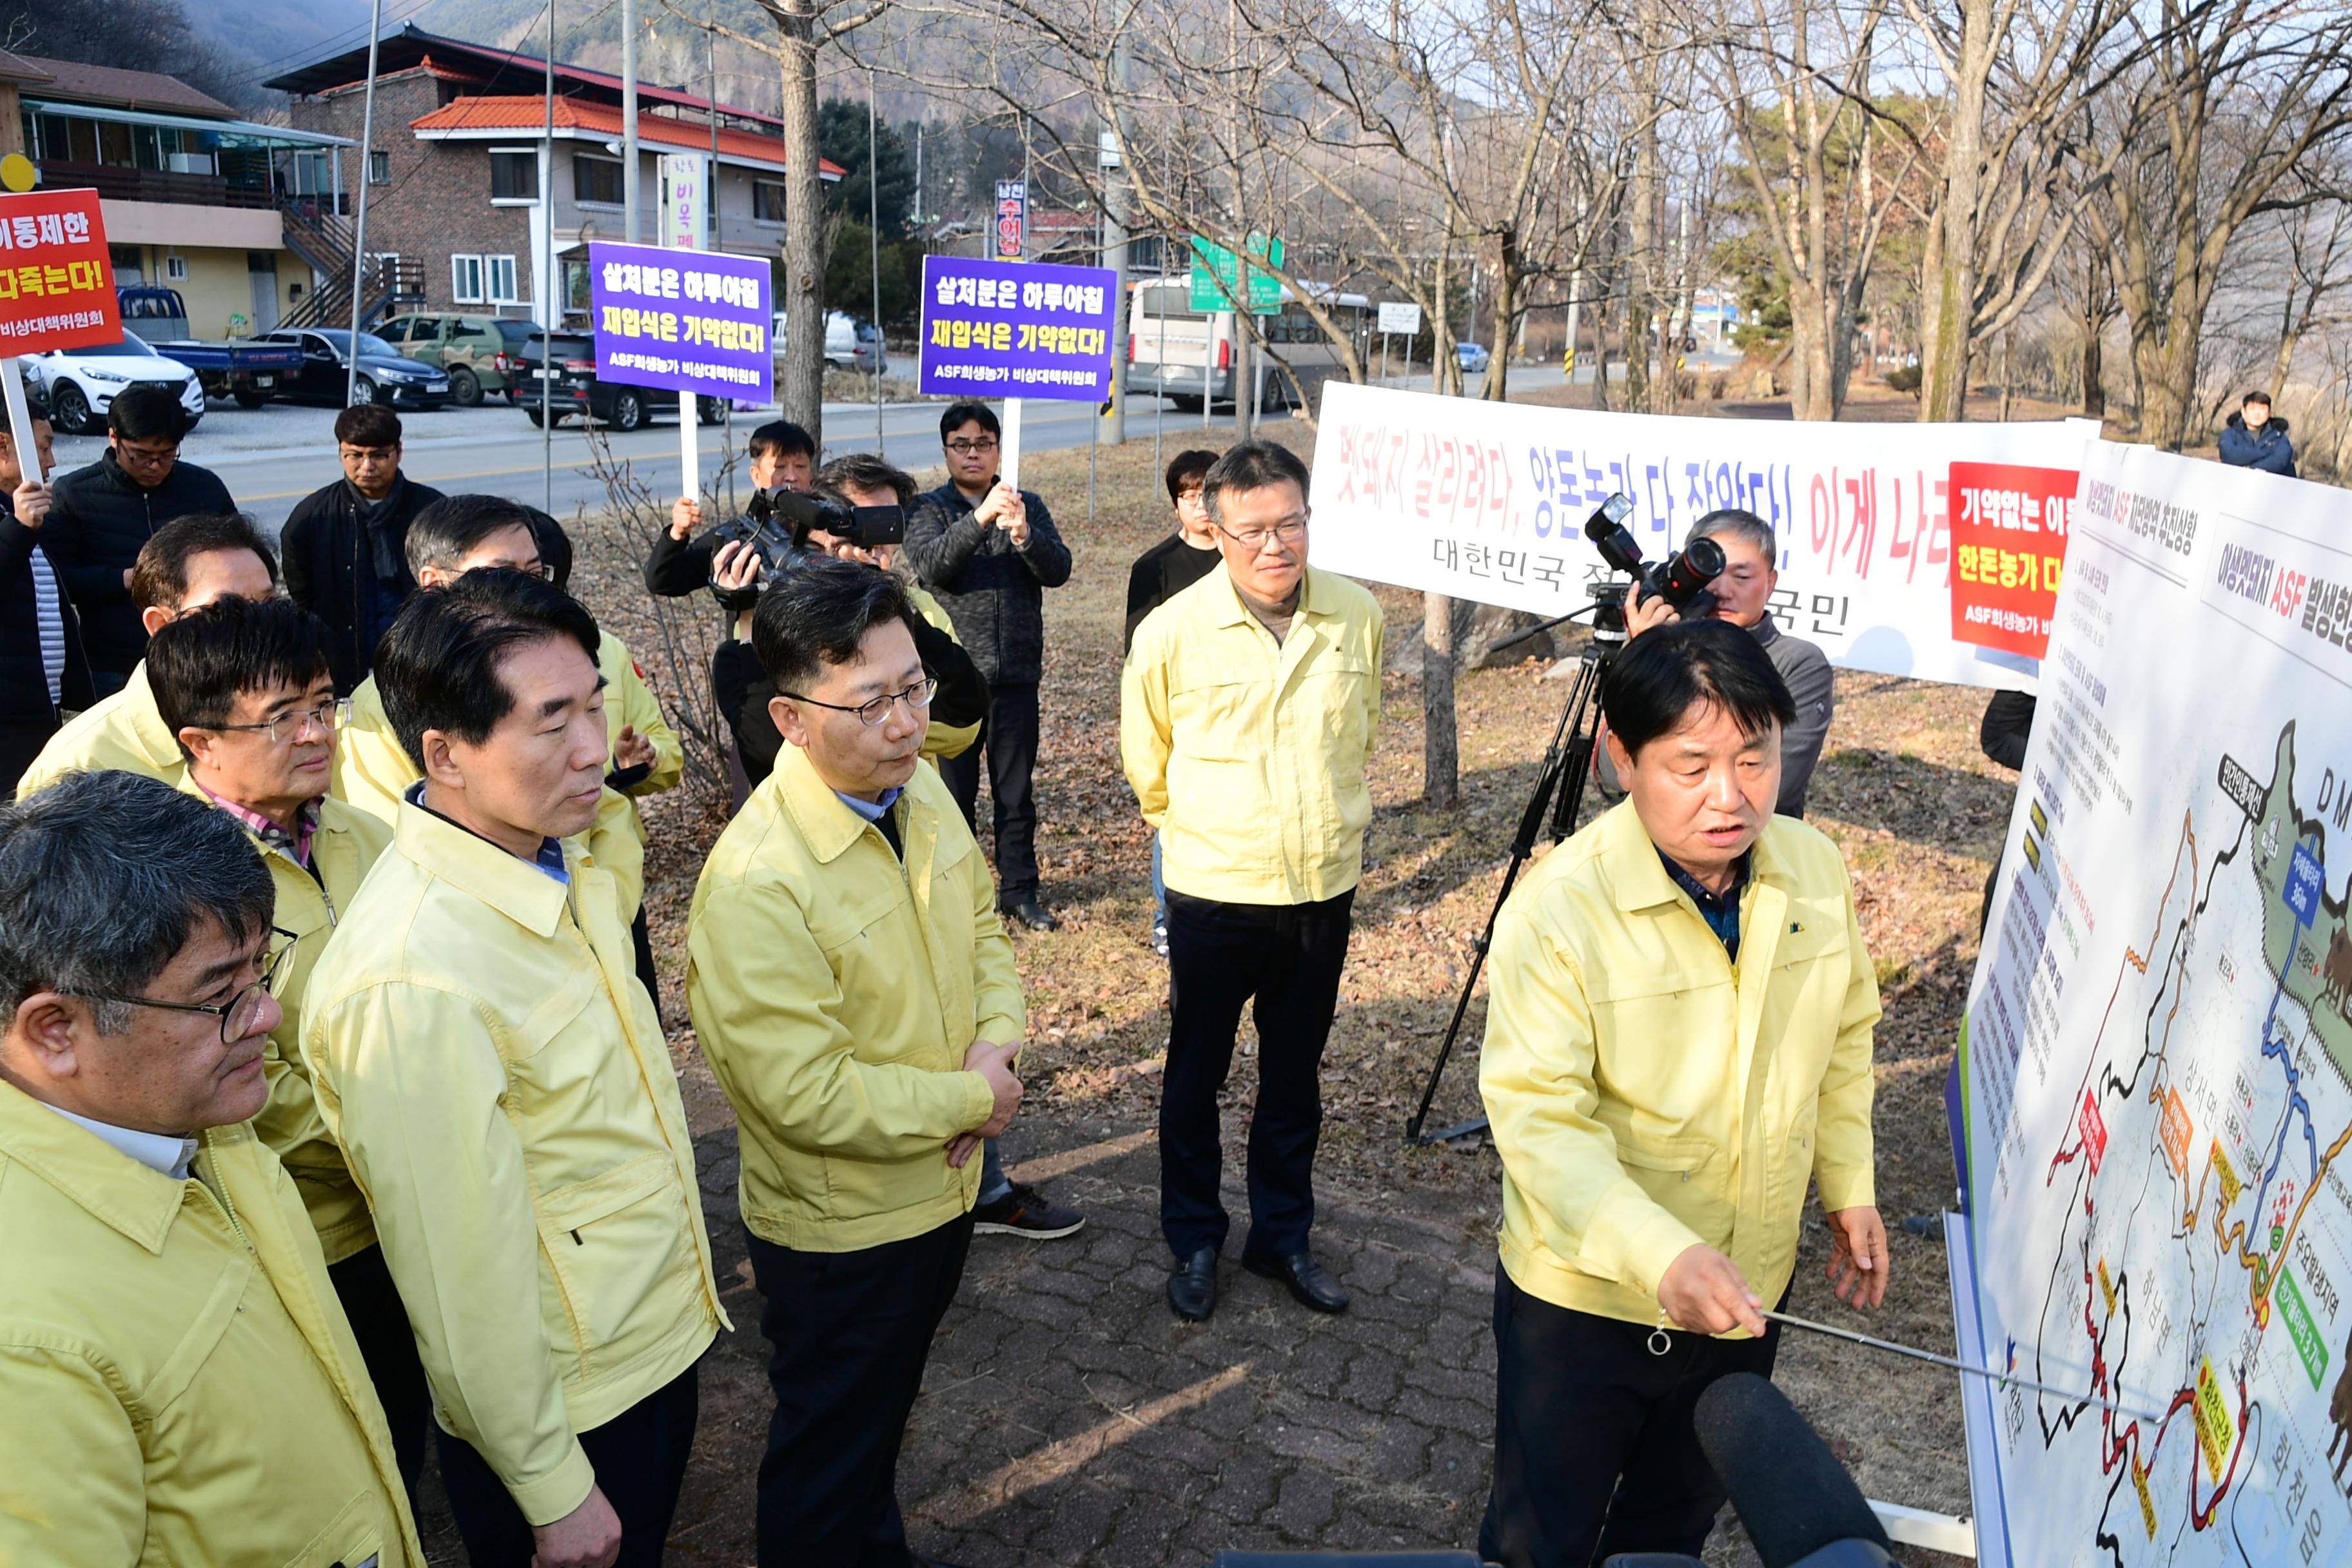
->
xmin=573 ymin=153 xmax=622 ymax=206
xmin=753 ymin=179 xmax=786 ymax=223
xmin=451 ymin=253 xmax=485 ymax=304
xmin=369 ymin=150 xmax=389 ymax=184
xmin=490 ymin=150 xmax=537 ymax=202
xmin=164 ymin=254 xmax=187 ymax=282
xmin=486 ymin=255 xmax=522 ymax=305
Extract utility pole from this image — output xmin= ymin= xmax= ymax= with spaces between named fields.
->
xmin=868 ymin=69 xmax=883 ymax=446
xmin=1228 ymin=0 xmax=1251 ymax=442
xmin=346 ymin=0 xmax=383 ymax=408
xmin=541 ymin=0 xmax=554 ymax=514
xmin=1101 ymin=35 xmax=1130 ymax=445
xmin=622 ymin=0 xmax=641 ymax=242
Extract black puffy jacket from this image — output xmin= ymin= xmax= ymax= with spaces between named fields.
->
xmin=42 ymin=450 xmax=237 ymax=680
xmin=280 ymin=475 xmax=444 ymax=694
xmin=900 ymin=483 xmax=1072 ymax=685
xmin=0 ymin=503 xmax=92 ymax=727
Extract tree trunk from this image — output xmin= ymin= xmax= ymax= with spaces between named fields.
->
xmin=2080 ymin=317 xmax=2105 ymax=418
xmin=1624 ymin=128 xmax=1656 ymax=411
xmin=776 ymin=0 xmax=827 ymax=440
xmin=1481 ymin=228 xmax=1518 ymax=400
xmin=1421 ymin=591 xmax=1459 ymax=810
xmin=1919 ymin=0 xmax=1992 ymax=422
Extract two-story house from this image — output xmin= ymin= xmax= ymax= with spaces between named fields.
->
xmin=270 ymin=25 xmax=839 ymax=329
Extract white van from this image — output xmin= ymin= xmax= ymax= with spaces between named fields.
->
xmin=1126 ymin=278 xmax=1236 ymax=411
xmin=772 ymin=308 xmax=886 ymax=374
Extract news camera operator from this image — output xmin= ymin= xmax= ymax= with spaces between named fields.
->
xmin=1602 ymin=508 xmax=1836 ymax=818
xmin=1477 ymin=617 xmax=1886 ymax=1568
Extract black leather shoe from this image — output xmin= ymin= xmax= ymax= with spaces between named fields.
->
xmin=1168 ymin=1246 xmax=1219 ymax=1321
xmin=1243 ymin=1249 xmax=1350 ymax=1313
xmin=1001 ymin=894 xmax=1059 ymax=932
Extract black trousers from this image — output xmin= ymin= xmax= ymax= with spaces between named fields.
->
xmin=0 ymin=717 xmax=55 ymax=798
xmin=1160 ymin=887 xmax=1354 ymax=1260
xmin=437 ymin=1362 xmax=700 ymax=1568
xmin=327 ymin=1242 xmax=432 ymax=1504
xmin=938 ymin=679 xmax=1040 ymax=897
xmin=747 ymin=1212 xmax=975 ymax=1568
xmin=1479 ymin=1269 xmax=1785 ymax=1568
xmin=631 ymin=902 xmax=662 ymax=1024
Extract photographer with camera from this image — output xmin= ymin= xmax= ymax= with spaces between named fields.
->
xmin=1602 ymin=509 xmax=1836 ymax=819
xmin=1476 ymin=616 xmax=1885 ymax=1568
xmin=651 ymin=420 xmax=816 ymax=606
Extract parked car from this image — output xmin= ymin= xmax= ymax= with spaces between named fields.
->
xmin=1455 ymin=340 xmax=1491 ymax=375
xmin=255 ymin=328 xmax=451 ymax=410
xmin=115 ymin=287 xmax=302 ymax=408
xmin=377 ymin=313 xmax=534 ymax=406
xmin=772 ymin=309 xmax=886 ymax=374
xmin=23 ymin=334 xmax=205 ymax=435
xmin=516 ymin=331 xmax=725 ymax=431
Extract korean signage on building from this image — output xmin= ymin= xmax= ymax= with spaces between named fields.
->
xmin=0 ymin=188 xmax=117 ymax=353
xmin=659 ymin=153 xmax=705 ymax=252
xmin=918 ymin=255 xmax=1117 ymax=402
xmin=587 ymin=240 xmax=772 ymax=403
xmin=993 ymin=179 xmax=1026 ymax=260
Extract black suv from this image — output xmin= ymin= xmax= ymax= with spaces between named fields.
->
xmin=518 ymin=331 xmax=725 ymax=431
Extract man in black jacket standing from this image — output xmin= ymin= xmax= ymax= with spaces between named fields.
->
xmin=0 ymin=400 xmax=90 ymax=792
xmin=903 ymin=400 xmax=1073 ymax=930
xmin=280 ymin=404 xmax=445 ymax=694
xmin=40 ymin=384 xmax=235 ymax=696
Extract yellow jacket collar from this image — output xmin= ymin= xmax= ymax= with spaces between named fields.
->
xmin=0 ymin=1079 xmax=185 ymax=1254
xmin=1204 ymin=562 xmax=1340 ymax=631
xmin=1596 ymin=799 xmax=1803 ymax=914
xmin=393 ymin=794 xmax=573 ymax=939
xmin=773 ymin=743 xmax=896 ymax=866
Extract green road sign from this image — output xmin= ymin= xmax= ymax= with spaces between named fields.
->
xmin=1189 ymin=232 xmax=1284 ymax=314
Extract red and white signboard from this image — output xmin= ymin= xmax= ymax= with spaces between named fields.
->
xmin=0 ymin=188 xmax=118 ymax=354
xmin=1946 ymin=461 xmax=2077 ymax=659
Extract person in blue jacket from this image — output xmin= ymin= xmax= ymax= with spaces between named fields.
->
xmin=2218 ymin=391 xmax=2296 ymax=478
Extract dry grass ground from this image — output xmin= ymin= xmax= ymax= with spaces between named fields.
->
xmin=541 ymin=404 xmax=2014 ymax=1564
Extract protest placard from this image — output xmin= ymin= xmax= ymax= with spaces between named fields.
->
xmin=589 ymin=239 xmax=770 ymax=500
xmin=0 ymin=186 xmax=118 ymax=482
xmin=919 ymin=254 xmax=1119 ymax=493
xmin=1309 ymin=382 xmax=2101 ymax=689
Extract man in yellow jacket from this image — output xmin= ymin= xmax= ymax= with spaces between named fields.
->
xmin=687 ymin=558 xmax=1024 ymax=1567
xmin=141 ymin=594 xmax=431 ymax=1498
xmin=0 ymin=769 xmax=421 ymax=1568
xmin=330 ymin=494 xmax=651 ymax=927
xmin=1121 ymin=439 xmax=1383 ymax=1322
xmin=16 ymin=510 xmax=279 ymax=797
xmin=303 ymin=570 xmax=725 ymax=1568
xmin=1476 ymin=618 xmax=1885 ymax=1568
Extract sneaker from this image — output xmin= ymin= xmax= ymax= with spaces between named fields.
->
xmin=972 ymin=1181 xmax=1086 ymax=1239
xmin=1150 ymin=917 xmax=1170 ymax=957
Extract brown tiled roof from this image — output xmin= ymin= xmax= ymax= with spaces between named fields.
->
xmin=409 ymin=95 xmax=845 ymax=177
xmin=10 ymin=55 xmax=234 ymax=119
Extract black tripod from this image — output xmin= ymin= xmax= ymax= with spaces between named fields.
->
xmin=1404 ymin=583 xmax=1629 ymax=1144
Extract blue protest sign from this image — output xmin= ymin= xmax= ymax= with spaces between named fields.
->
xmin=918 ymin=254 xmax=1117 ymax=403
xmin=589 ymin=240 xmax=772 ymax=403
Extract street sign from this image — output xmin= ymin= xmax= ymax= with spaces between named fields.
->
xmin=1188 ymin=232 xmax=1283 ymax=314
xmin=1377 ymin=300 xmax=1422 ymax=335
xmin=994 ymin=180 xmax=1026 ymax=260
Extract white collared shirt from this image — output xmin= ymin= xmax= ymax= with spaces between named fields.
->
xmin=43 ymin=1102 xmax=198 ymax=1179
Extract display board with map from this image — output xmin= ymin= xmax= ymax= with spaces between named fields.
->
xmin=1959 ymin=440 xmax=2352 ymax=1567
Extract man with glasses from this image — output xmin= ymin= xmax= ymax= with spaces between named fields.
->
xmin=904 ymin=399 xmax=1073 ymax=931
xmin=333 ymin=495 xmax=653 ymax=936
xmin=687 ymin=559 xmax=1025 ymax=1567
xmin=282 ymin=404 xmax=448 ymax=694
xmin=141 ymin=594 xmax=433 ymax=1500
xmin=1121 ymin=440 xmax=1384 ymax=1322
xmin=41 ymin=384 xmax=238 ymax=695
xmin=303 ymin=570 xmax=725 ymax=1568
xmin=0 ymin=769 xmax=422 ymax=1567
xmin=17 ymin=511 xmax=280 ymax=798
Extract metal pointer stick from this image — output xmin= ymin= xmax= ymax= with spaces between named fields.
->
xmin=1761 ymin=1309 xmax=2174 ymax=1425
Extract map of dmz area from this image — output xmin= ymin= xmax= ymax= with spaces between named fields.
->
xmin=1996 ymin=722 xmax=2352 ymax=1568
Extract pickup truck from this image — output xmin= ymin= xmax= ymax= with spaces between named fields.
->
xmin=117 ymin=287 xmax=304 ymax=407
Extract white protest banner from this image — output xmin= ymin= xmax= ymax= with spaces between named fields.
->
xmin=1309 ymin=382 xmax=2100 ymax=690
xmin=1955 ymin=442 xmax=2352 ymax=1566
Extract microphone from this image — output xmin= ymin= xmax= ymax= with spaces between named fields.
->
xmin=1693 ymin=1373 xmax=1897 ymax=1568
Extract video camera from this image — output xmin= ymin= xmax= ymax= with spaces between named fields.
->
xmin=1584 ymin=492 xmax=1725 ymax=618
xmin=712 ymin=487 xmax=908 ymax=578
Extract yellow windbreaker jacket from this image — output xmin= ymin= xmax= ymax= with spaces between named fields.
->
xmin=15 ymin=662 xmax=182 ymax=798
xmin=1121 ymin=564 xmax=1385 ymax=906
xmin=1479 ymin=803 xmax=1880 ymax=1331
xmin=686 ymin=743 xmax=1023 ymax=1253
xmin=331 ymin=672 xmax=648 ymax=921
xmin=300 ymin=799 xmax=725 ymax=1526
xmin=0 ymin=1085 xmax=423 ymax=1567
xmin=598 ymin=631 xmax=684 ymax=799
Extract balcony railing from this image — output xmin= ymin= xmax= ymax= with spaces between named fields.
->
xmin=37 ymin=161 xmax=276 ymax=210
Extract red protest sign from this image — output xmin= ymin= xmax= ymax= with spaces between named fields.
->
xmin=1948 ymin=460 xmax=2077 ymax=658
xmin=0 ymin=188 xmax=118 ymax=356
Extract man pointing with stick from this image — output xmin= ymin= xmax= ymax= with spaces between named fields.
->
xmin=1477 ymin=618 xmax=1886 ymax=1568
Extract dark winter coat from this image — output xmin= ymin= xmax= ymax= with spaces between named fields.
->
xmin=42 ymin=450 xmax=237 ymax=679
xmin=280 ymin=475 xmax=446 ymax=694
xmin=0 ymin=500 xmax=93 ymax=727
xmin=901 ymin=483 xmax=1072 ymax=685
xmin=2217 ymin=413 xmax=2296 ymax=478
